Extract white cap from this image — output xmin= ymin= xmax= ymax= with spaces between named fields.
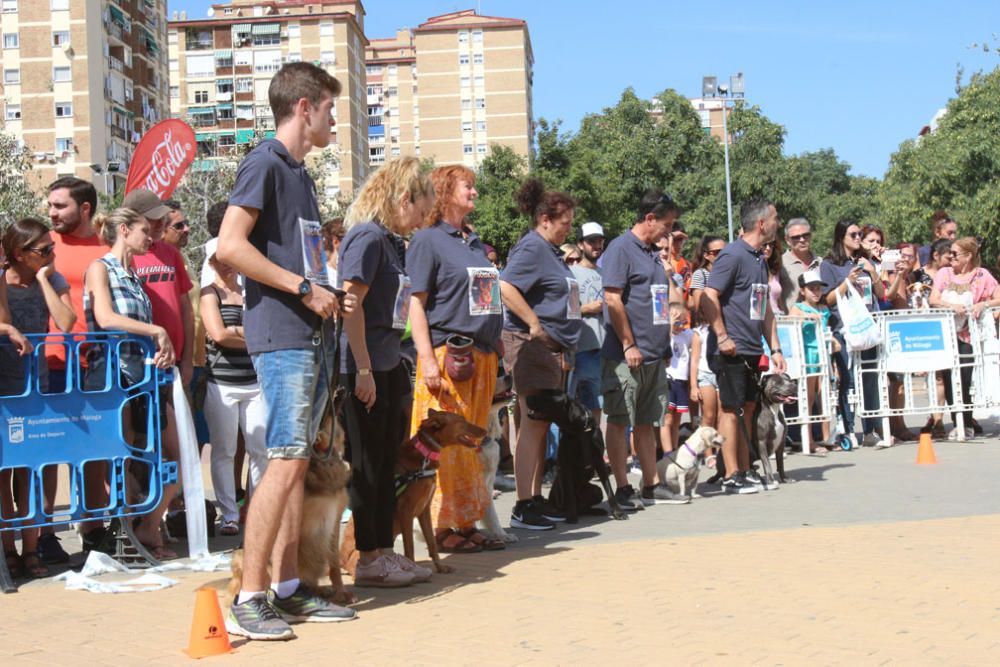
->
xmin=580 ymin=221 xmax=604 ymax=239
xmin=799 ymin=268 xmax=827 ymax=288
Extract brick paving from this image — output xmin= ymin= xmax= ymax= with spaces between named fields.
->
xmin=3 ymin=433 xmax=1000 ymax=665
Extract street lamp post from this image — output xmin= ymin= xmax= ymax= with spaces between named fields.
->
xmin=702 ymin=73 xmax=744 ymax=242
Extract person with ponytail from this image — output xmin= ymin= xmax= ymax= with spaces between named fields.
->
xmin=500 ymin=178 xmax=581 ymax=531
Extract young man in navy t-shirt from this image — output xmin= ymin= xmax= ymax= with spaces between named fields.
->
xmin=218 ymin=63 xmax=355 ymax=640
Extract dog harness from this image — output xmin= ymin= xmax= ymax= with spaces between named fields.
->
xmin=663 ymin=441 xmax=705 ymax=472
xmin=394 ymin=431 xmax=442 ymax=498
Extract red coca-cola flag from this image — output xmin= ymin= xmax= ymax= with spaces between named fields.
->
xmin=125 ymin=119 xmax=197 ymax=199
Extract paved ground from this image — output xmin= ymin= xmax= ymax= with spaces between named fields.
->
xmin=3 ymin=423 xmax=1000 ymax=665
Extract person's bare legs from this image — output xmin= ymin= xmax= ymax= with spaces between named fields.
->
xmin=632 ymin=425 xmax=657 ymax=489
xmin=605 ymin=421 xmax=629 ymax=487
xmin=513 ymin=394 xmax=549 ymax=501
xmin=659 ymin=411 xmax=674 ymax=454
xmin=240 ymin=457 xmax=309 ymax=592
xmin=718 ymin=408 xmax=740 ymax=478
xmin=700 ymin=385 xmax=719 ymax=429
xmin=134 ymin=405 xmax=182 ymax=548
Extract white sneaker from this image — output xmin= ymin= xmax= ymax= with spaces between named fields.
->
xmin=354 ymin=555 xmax=415 ymax=588
xmin=947 ymin=427 xmax=974 ymax=441
xmin=384 ymin=552 xmax=432 ymax=583
xmin=874 ymin=436 xmax=891 ymax=449
xmin=847 ymin=434 xmax=860 ymax=450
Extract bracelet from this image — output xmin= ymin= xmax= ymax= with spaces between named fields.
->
xmin=717 ymin=334 xmax=729 ymax=343
xmin=771 ymin=348 xmax=783 ymax=355
xmin=623 ymin=343 xmax=636 ymax=353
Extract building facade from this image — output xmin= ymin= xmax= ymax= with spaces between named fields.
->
xmin=0 ymin=0 xmax=170 ymax=194
xmin=168 ymin=0 xmax=368 ymax=198
xmin=366 ymin=9 xmax=534 ymax=170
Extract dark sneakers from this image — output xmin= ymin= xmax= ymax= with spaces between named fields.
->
xmin=269 ymin=585 xmax=357 ymax=623
xmin=532 ymin=495 xmax=567 ymax=522
xmin=226 ymin=596 xmax=296 ymax=641
xmin=510 ymin=500 xmax=555 ymax=531
xmin=37 ymin=533 xmax=70 ymax=564
xmin=613 ymin=484 xmax=642 ymax=512
xmin=721 ymin=474 xmax=759 ymax=495
xmin=640 ymin=484 xmax=691 ymax=505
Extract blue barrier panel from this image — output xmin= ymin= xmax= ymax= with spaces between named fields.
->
xmin=0 ymin=332 xmax=177 ymax=533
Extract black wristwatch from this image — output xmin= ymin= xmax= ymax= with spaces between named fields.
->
xmin=297 ymin=279 xmax=312 ymax=299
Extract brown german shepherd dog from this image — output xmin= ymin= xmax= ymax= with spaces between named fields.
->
xmin=340 ymin=409 xmax=486 ymax=577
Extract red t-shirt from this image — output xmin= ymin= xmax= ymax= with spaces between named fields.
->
xmin=132 ymin=241 xmax=193 ymax=355
xmin=48 ymin=232 xmax=109 ymax=370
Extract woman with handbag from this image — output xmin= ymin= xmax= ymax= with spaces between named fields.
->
xmin=407 ymin=165 xmax=504 ymax=553
xmin=820 ymin=220 xmax=886 ymax=449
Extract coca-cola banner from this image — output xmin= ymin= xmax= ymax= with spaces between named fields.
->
xmin=125 ymin=119 xmax=197 ymax=199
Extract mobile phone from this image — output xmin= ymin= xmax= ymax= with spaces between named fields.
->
xmin=882 ymin=249 xmax=901 ymax=266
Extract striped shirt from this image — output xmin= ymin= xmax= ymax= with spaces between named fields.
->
xmin=84 ymin=253 xmax=153 ymax=385
xmin=204 ymin=285 xmax=256 ymax=385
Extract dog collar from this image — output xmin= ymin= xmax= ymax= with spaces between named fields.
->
xmin=413 ymin=434 xmax=441 ymax=462
xmin=683 ymin=441 xmax=702 ymax=459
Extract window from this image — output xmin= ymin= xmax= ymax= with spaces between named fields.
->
xmin=367 ymin=85 xmax=381 ymax=96
xmin=54 ymin=102 xmax=72 ymax=117
xmin=477 ymin=144 xmax=487 ymax=155
xmin=4 ymin=68 xmax=19 ymax=85
xmin=460 ymin=76 xmax=470 ymax=87
xmin=475 ymin=97 xmax=485 ymax=109
xmin=288 ymin=23 xmax=301 ymax=38
xmin=52 ymin=31 xmax=70 ymax=47
xmin=320 ymin=50 xmax=334 ymax=64
xmin=254 ymin=49 xmax=282 ymax=73
xmin=168 ymin=31 xmax=178 ymax=44
xmin=234 ymin=51 xmax=252 ymax=67
xmin=463 ymin=144 xmax=473 ymax=155
xmin=194 ymin=90 xmax=209 ymax=103
xmin=473 ymin=53 xmax=484 ymax=65
xmin=219 ymin=134 xmax=236 ymax=147
xmin=472 ymin=29 xmax=483 ymax=43
xmin=391 ymin=126 xmax=400 ymax=137
xmin=458 ymin=30 xmax=469 ymax=44
xmin=236 ymin=77 xmax=253 ymax=92
xmin=459 ymin=54 xmax=470 ymax=65
xmin=124 ymin=47 xmax=132 ymax=67
xmin=462 ymin=121 xmax=472 ymax=132
xmin=56 ymin=137 xmax=73 ymax=154
xmin=461 ymin=98 xmax=471 ymax=110
xmin=476 ymin=120 xmax=486 ymax=131
xmin=391 ymin=147 xmax=400 ymax=157
xmin=3 ymin=33 xmax=18 ymax=49
xmin=287 ymin=52 xmax=302 ymax=63
xmin=4 ymin=104 xmax=20 ymax=120
xmin=1 ymin=0 xmax=16 ymax=13
xmin=186 ymin=54 xmax=214 ymax=77
xmin=51 ymin=0 xmax=68 ymax=10
xmin=169 ymin=59 xmax=179 ymax=71
xmin=169 ymin=86 xmax=179 ymax=98
xmin=388 ymin=64 xmax=397 ymax=75
xmin=218 ymin=106 xmax=234 ymax=121
xmin=252 ymin=33 xmax=279 ymax=47
xmin=236 ymin=104 xmax=253 ymax=120
xmin=365 ymin=64 xmax=383 ymax=75
xmin=217 ymin=79 xmax=233 ymax=94
xmin=320 ymin=21 xmax=334 ymax=37
xmin=474 ymin=75 xmax=484 ymax=87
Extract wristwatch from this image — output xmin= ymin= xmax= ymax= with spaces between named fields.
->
xmin=357 ymin=368 xmax=372 ymax=376
xmin=297 ymin=279 xmax=312 ymax=299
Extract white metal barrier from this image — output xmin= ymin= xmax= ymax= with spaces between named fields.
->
xmin=776 ymin=315 xmax=837 ymax=453
xmin=848 ymin=308 xmax=999 ymax=443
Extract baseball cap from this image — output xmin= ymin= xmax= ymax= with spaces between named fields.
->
xmin=580 ymin=221 xmax=604 ymax=239
xmin=671 ymin=220 xmax=688 ymax=239
xmin=122 ymin=188 xmax=172 ymax=220
xmin=798 ymin=269 xmax=827 ymax=288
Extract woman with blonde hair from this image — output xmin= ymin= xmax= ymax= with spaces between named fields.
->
xmin=340 ymin=157 xmax=436 ymax=587
xmin=407 ymin=164 xmax=504 ymax=553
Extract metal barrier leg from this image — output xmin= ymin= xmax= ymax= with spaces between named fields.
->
xmin=106 ymin=517 xmax=163 ymax=569
xmin=882 ymin=416 xmax=892 ymax=447
xmin=0 ymin=552 xmax=18 ymax=594
xmin=800 ymin=424 xmax=810 ymax=455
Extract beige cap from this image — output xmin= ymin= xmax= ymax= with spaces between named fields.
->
xmin=122 ymin=188 xmax=171 ymax=220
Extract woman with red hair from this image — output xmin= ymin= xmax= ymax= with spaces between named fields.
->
xmin=407 ymin=165 xmax=505 ymax=553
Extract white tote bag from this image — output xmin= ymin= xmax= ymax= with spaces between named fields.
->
xmin=837 ymin=282 xmax=880 ymax=351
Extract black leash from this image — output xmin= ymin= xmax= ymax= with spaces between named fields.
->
xmin=312 ymin=299 xmax=345 ymax=462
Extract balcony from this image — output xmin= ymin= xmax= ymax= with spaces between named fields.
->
xmin=111 ymin=126 xmax=128 ymax=141
xmin=108 ymin=56 xmax=124 ymax=74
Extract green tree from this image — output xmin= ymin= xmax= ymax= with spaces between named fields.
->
xmin=470 ymin=144 xmax=529 ymax=255
xmin=0 ymin=127 xmax=42 ymax=227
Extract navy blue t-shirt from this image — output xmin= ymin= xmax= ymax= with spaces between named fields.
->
xmin=820 ymin=257 xmax=878 ymax=332
xmin=228 ymin=138 xmax=332 ymax=355
xmin=600 ymin=230 xmax=671 ymax=364
xmin=338 ymin=221 xmax=408 ymax=373
xmin=500 ymin=229 xmax=582 ymax=349
xmin=407 ymin=221 xmax=502 ymax=353
xmin=705 ymin=238 xmax=769 ymax=356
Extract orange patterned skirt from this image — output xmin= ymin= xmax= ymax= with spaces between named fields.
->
xmin=410 ymin=345 xmax=498 ymax=530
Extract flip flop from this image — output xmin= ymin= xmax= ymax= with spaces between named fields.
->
xmin=436 ymin=529 xmax=482 ymax=554
xmin=458 ymin=528 xmax=506 ymax=551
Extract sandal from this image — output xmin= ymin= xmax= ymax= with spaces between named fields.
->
xmin=435 ymin=529 xmax=482 ymax=554
xmin=219 ymin=520 xmax=239 ymax=537
xmin=5 ymin=550 xmax=24 ymax=579
xmin=458 ymin=528 xmax=505 ymax=551
xmin=21 ymin=551 xmax=49 ymax=578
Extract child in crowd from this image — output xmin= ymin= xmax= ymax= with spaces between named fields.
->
xmin=688 ymin=312 xmax=719 ymax=468
xmin=790 ymin=269 xmax=840 ymax=448
xmin=660 ymin=303 xmax=695 ymax=454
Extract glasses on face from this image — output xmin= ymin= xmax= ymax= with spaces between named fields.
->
xmin=848 ymin=231 xmax=863 ymax=239
xmin=788 ymin=232 xmax=811 ymax=243
xmin=169 ymin=220 xmax=190 ymax=231
xmin=565 ymin=256 xmax=581 ymax=264
xmin=705 ymin=248 xmax=722 ymax=257
xmin=26 ymin=243 xmax=56 ymax=257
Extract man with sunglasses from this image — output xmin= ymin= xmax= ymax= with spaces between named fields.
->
xmin=162 ymin=200 xmax=191 ymax=250
xmin=780 ymin=218 xmax=820 ymax=312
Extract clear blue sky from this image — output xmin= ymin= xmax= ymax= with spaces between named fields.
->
xmin=169 ymin=0 xmax=1000 ymax=178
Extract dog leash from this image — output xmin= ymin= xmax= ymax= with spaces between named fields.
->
xmin=311 ymin=302 xmax=345 ymax=463
xmin=662 ymin=441 xmax=704 ymax=472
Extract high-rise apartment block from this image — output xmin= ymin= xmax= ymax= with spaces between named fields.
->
xmin=0 ymin=0 xmax=170 ymax=193
xmin=167 ymin=0 xmax=369 ymax=198
xmin=365 ymin=9 xmax=534 ymax=169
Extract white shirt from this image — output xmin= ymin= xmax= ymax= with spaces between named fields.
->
xmin=668 ymin=328 xmax=694 ymax=381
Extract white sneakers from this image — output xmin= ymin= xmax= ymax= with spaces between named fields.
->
xmin=354 ymin=552 xmax=431 ymax=588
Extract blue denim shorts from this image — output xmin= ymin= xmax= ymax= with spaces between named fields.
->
xmin=252 ymin=345 xmax=332 ymax=460
xmin=569 ymin=349 xmax=603 ymax=410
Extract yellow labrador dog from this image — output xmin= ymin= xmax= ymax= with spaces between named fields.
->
xmin=658 ymin=426 xmax=724 ymax=500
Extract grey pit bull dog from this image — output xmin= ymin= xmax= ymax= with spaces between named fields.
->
xmin=753 ymin=373 xmax=798 ymax=488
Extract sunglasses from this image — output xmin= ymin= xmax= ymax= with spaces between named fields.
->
xmin=565 ymin=256 xmax=581 ymax=264
xmin=705 ymin=248 xmax=722 ymax=257
xmin=26 ymin=243 xmax=56 ymax=257
xmin=848 ymin=231 xmax=863 ymax=239
xmin=169 ymin=220 xmax=191 ymax=231
xmin=788 ymin=232 xmax=811 ymax=243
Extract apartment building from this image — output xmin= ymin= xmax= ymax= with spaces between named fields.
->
xmin=366 ymin=9 xmax=534 ymax=169
xmin=168 ymin=0 xmax=368 ymax=198
xmin=0 ymin=0 xmax=170 ymax=194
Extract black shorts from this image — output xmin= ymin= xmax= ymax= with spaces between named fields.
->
xmin=711 ymin=354 xmax=761 ymax=410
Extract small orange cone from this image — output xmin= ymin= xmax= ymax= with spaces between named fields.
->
xmin=185 ymin=587 xmax=233 ymax=658
xmin=916 ymin=432 xmax=938 ymax=465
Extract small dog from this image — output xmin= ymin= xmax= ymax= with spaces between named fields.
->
xmin=657 ymin=426 xmax=724 ymax=499
xmin=477 ymin=375 xmax=518 ymax=544
xmin=525 ymin=389 xmax=627 ymax=523
xmin=228 ymin=401 xmax=353 ymax=605
xmin=909 ymin=282 xmax=931 ymax=310
xmin=753 ymin=373 xmax=798 ymax=487
xmin=340 ymin=410 xmax=486 ymax=577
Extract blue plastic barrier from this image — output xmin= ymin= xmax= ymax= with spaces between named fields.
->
xmin=0 ymin=332 xmax=176 ymax=535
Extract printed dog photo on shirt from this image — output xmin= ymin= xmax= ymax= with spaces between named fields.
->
xmin=468 ymin=267 xmax=502 ymax=316
xmin=299 ymin=217 xmax=329 ymax=285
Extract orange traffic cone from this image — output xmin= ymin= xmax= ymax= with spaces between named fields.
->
xmin=916 ymin=432 xmax=938 ymax=465
xmin=185 ymin=587 xmax=233 ymax=658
